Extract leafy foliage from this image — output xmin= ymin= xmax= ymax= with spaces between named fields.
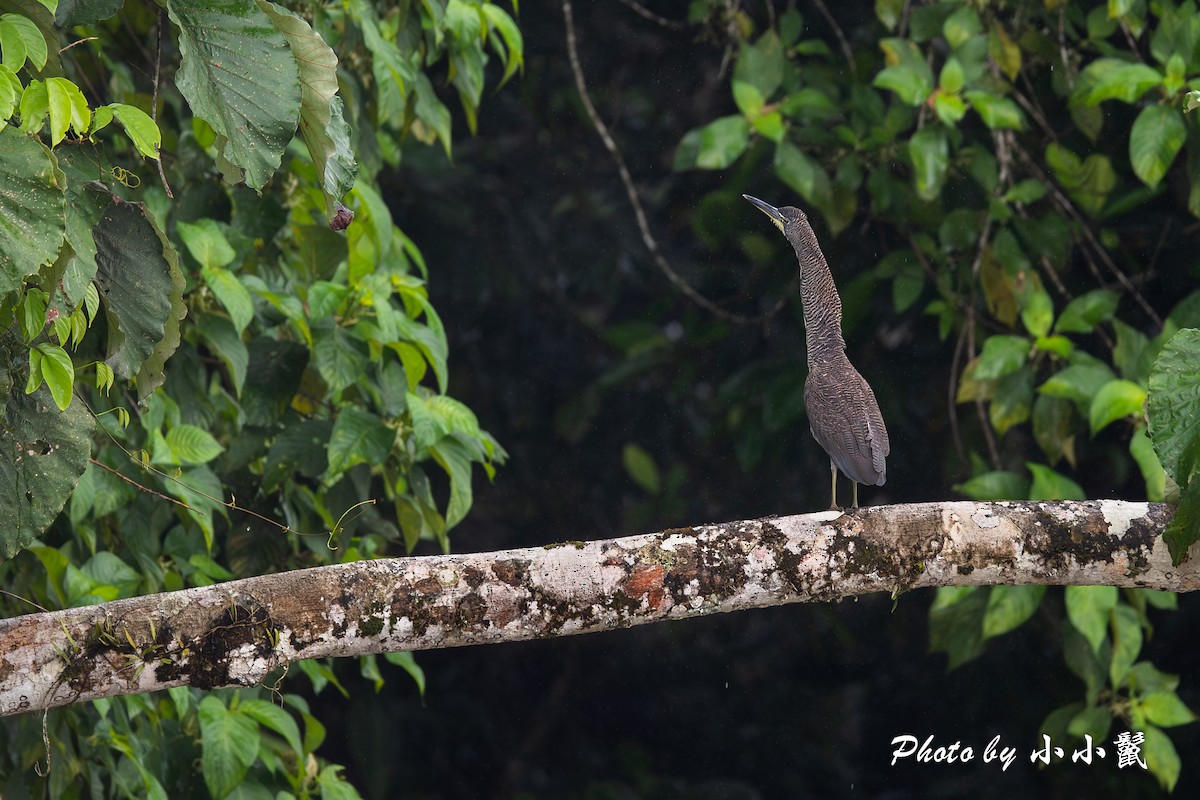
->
xmin=0 ymin=0 xmax=521 ymax=796
xmin=665 ymin=0 xmax=1200 ymax=789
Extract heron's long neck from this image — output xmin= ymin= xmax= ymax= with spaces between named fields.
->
xmin=791 ymin=224 xmax=846 ymax=366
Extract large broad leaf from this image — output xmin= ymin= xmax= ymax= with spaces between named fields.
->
xmin=733 ymin=30 xmax=784 ymax=99
xmin=256 ymin=0 xmax=357 ymax=218
xmin=241 ymin=338 xmax=308 ymax=426
xmin=167 ymin=0 xmax=302 ymax=190
xmin=692 ymin=116 xmax=749 ymax=170
xmin=92 ymin=201 xmax=187 ymax=400
xmin=0 ymin=126 xmax=65 ymax=294
xmin=1074 ymin=58 xmax=1163 ymax=106
xmin=198 ymin=695 xmax=260 ymax=799
xmin=0 ymin=342 xmax=94 ymax=560
xmin=1147 ymin=328 xmax=1200 ymax=483
xmin=1130 ymin=104 xmax=1186 ymax=188
xmin=325 ymin=406 xmax=393 ymax=482
xmin=907 ymin=126 xmax=948 ymax=201
xmin=55 ymin=147 xmax=112 ymax=306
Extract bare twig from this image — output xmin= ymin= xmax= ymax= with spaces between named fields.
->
xmin=153 ymin=10 xmax=174 ymax=199
xmin=812 ymin=0 xmax=857 ymax=77
xmin=615 ymin=0 xmax=685 ymax=30
xmin=562 ymin=0 xmax=793 ymax=328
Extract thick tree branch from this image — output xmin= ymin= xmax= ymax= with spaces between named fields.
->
xmin=0 ymin=500 xmax=1188 ymax=717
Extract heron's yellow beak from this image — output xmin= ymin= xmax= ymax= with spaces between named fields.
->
xmin=742 ymin=194 xmax=786 ymax=233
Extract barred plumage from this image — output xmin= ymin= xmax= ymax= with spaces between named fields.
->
xmin=744 ymin=195 xmax=890 ymax=509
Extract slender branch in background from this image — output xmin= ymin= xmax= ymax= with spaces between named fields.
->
xmin=907 ymin=233 xmax=1009 ymax=336
xmin=615 ymin=0 xmax=685 ymax=30
xmin=153 ymin=10 xmax=174 ymax=198
xmin=947 ymin=323 xmax=968 ymax=467
xmin=898 ymin=0 xmax=914 ymax=39
xmin=1057 ymin=4 xmax=1076 ymax=91
xmin=1011 ymin=141 xmax=1164 ymax=329
xmin=562 ymin=0 xmax=794 ymax=329
xmin=812 ymin=0 xmax=856 ymax=78
xmin=0 ymin=501 xmax=1185 ymax=717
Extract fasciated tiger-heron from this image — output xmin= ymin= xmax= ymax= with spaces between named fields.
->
xmin=743 ymin=194 xmax=890 ymax=510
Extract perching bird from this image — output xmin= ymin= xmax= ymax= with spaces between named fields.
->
xmin=743 ymin=194 xmax=889 ymax=510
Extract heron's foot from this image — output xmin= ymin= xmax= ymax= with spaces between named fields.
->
xmin=827 ymin=503 xmax=844 ymax=514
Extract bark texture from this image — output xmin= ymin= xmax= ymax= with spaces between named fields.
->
xmin=0 ymin=500 xmax=1190 ymax=717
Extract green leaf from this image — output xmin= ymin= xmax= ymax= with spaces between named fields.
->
xmin=1088 ymin=379 xmax=1146 ymax=436
xmin=1056 ymin=289 xmax=1118 ymax=333
xmin=1129 ymin=105 xmax=1186 ymax=188
xmin=177 ymin=218 xmax=236 ymax=270
xmin=693 ymin=116 xmax=749 ymax=170
xmin=1147 ymin=328 xmax=1200 ymax=483
xmin=1020 ymin=289 xmax=1053 ymax=337
xmin=0 ymin=351 xmax=93 ymax=562
xmin=874 ymin=65 xmax=933 ymax=105
xmin=1038 ymin=364 xmax=1118 ymax=410
xmin=733 ymin=31 xmax=784 ymax=100
xmin=482 ymin=3 xmax=524 ymax=85
xmin=197 ymin=314 xmax=248 ymax=396
xmin=942 ymin=5 xmax=980 ymax=48
xmin=964 ymin=91 xmax=1025 ymax=130
xmin=0 ymin=12 xmax=45 ymax=70
xmin=931 ymin=91 xmax=966 ymax=125
xmin=257 ymin=0 xmax=357 ymax=215
xmin=1027 ymin=461 xmax=1085 ymax=500
xmin=1140 ymin=691 xmax=1196 ymax=728
xmin=239 ymin=698 xmax=304 ymax=755
xmin=875 ymin=38 xmax=933 ymax=105
xmin=35 ymin=343 xmax=74 ymax=410
xmin=1066 ymin=706 xmax=1112 ymax=742
xmin=952 ymin=470 xmax=1028 ymax=500
xmin=989 ymin=21 xmax=1021 ymax=81
xmin=326 ymin=407 xmax=393 ymax=481
xmin=875 ymin=0 xmax=903 ymax=30
xmin=1065 ymin=585 xmax=1117 ymax=654
xmin=0 ymin=126 xmax=65 ymax=295
xmin=242 ymin=339 xmax=308 ymax=426
xmin=1129 ymin=426 xmax=1166 ymax=502
xmin=1162 ymin=474 xmax=1200 ymax=565
xmin=202 ymin=265 xmax=255 ymax=335
xmin=1142 ymin=725 xmax=1181 ymax=791
xmin=167 ymin=0 xmax=302 ymax=189
xmin=198 ymin=695 xmax=260 ymax=799
xmin=163 ymin=424 xmax=224 ymax=465
xmin=384 ymin=650 xmax=426 ymax=698
xmin=93 ymin=201 xmax=187 ymax=401
xmin=929 ymin=585 xmax=987 ymax=669
xmin=44 ymin=77 xmax=90 ymax=146
xmin=1033 ymin=394 xmax=1075 ymax=467
xmin=622 ymin=443 xmax=661 ymax=494
xmin=732 ymin=80 xmax=764 ymax=117
xmin=907 ymin=126 xmax=948 ymax=201
xmin=1075 ymin=58 xmax=1163 ymax=105
xmin=974 ymin=335 xmax=1028 ymax=379
xmin=982 ymin=585 xmax=1045 ymax=639
xmin=315 ymin=764 xmax=364 ymax=800
xmin=104 ymin=103 xmax=161 ymax=159
xmin=989 ymin=366 xmax=1033 ymax=436
xmin=774 ymin=140 xmax=830 ymax=207
xmin=81 ymin=552 xmax=140 ymax=598
xmin=1044 ymin=144 xmax=1116 ymax=216
xmin=430 ymin=436 xmax=474 ymax=530
xmin=314 ymin=327 xmax=365 ymax=395
xmin=1063 ymin=625 xmax=1106 ymax=705
xmin=1109 ymin=603 xmax=1141 ymax=688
